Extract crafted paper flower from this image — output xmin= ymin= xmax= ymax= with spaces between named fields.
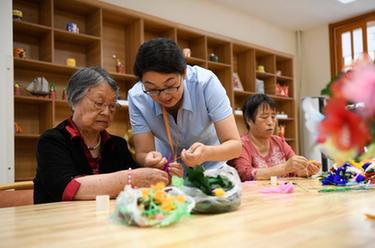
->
xmin=318 ymin=98 xmax=370 ymax=151
xmin=343 ymin=64 xmax=375 ymax=118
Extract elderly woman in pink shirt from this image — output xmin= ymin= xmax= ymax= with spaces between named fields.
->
xmin=228 ymin=94 xmax=320 ymax=181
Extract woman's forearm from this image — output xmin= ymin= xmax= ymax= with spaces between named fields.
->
xmin=205 ymin=139 xmax=242 ymax=162
xmin=254 ymin=163 xmax=287 ymax=180
xmin=74 ymin=170 xmax=128 ymax=200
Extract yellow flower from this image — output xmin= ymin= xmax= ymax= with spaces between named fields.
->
xmin=153 ymin=182 xmax=166 ymax=190
xmin=213 ymin=188 xmax=225 ymax=197
xmin=161 ymin=199 xmax=176 ymax=211
xmin=153 ymin=189 xmax=166 ymax=204
xmin=176 ymin=195 xmax=185 ymax=203
xmin=141 ymin=189 xmax=150 ymax=201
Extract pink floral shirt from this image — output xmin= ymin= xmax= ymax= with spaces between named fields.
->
xmin=228 ymin=135 xmax=295 ymax=181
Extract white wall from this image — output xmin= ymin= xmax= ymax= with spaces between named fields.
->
xmin=301 ymin=25 xmax=331 ymax=97
xmin=0 ymin=0 xmax=14 ymax=183
xmin=100 ymin=0 xmax=296 ymax=55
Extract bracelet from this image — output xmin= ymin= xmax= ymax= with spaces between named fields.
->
xmin=127 ymin=167 xmax=132 ymax=187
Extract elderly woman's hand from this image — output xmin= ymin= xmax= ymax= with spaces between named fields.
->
xmin=131 ymin=168 xmax=169 ymax=187
xmin=144 ymin=151 xmax=167 ymax=169
xmin=296 ymin=160 xmax=321 ymax=177
xmin=167 ymin=161 xmax=184 ymax=178
xmin=284 ymin=155 xmax=309 ymax=174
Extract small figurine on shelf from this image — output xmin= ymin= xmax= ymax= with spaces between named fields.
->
xmin=49 ymin=83 xmax=56 ymax=100
xmin=183 ymin=48 xmax=191 ymax=58
xmin=14 ymin=82 xmax=22 ymax=96
xmin=13 ymin=48 xmax=26 ymax=59
xmin=12 ymin=9 xmax=23 ymax=21
xmin=275 ymin=82 xmax=289 ymax=97
xmin=277 ymin=125 xmax=286 ymax=138
xmin=66 ymin=22 xmax=79 ymax=33
xmin=276 ymin=70 xmax=282 ymax=76
xmin=62 ymin=87 xmax=66 ymax=100
xmin=66 ymin=58 xmax=76 ymax=67
xmin=209 ymin=53 xmax=219 ymax=62
xmin=255 ymin=79 xmax=265 ymax=94
xmin=112 ymin=54 xmax=125 ymax=73
xmin=26 ymin=76 xmax=49 ymax=96
xmin=14 ymin=122 xmax=23 ymax=134
xmin=257 ymin=65 xmax=265 ymax=73
xmin=232 ymin=72 xmax=243 ymax=91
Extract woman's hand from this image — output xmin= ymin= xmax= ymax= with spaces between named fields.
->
xmin=144 ymin=151 xmax=167 ymax=169
xmin=181 ymin=142 xmax=207 ymax=167
xmin=131 ymin=168 xmax=169 ymax=187
xmin=167 ymin=161 xmax=184 ymax=177
xmin=296 ymin=160 xmax=321 ymax=177
xmin=284 ymin=155 xmax=309 ymax=174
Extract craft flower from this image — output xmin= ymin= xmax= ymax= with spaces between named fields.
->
xmin=319 ymin=56 xmax=375 ymax=163
xmin=343 ymin=63 xmax=375 ymax=118
xmin=318 ymin=98 xmax=370 ymax=151
xmin=113 ymin=183 xmax=195 ymax=227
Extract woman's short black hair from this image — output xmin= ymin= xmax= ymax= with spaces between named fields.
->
xmin=134 ymin=38 xmax=186 ymax=80
xmin=242 ymin=94 xmax=276 ymax=129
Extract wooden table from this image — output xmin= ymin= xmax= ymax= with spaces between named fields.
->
xmin=1 ymin=179 xmax=375 ymax=248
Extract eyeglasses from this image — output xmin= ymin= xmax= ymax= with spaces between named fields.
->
xmin=86 ymin=96 xmax=118 ymax=113
xmin=142 ymin=76 xmax=183 ymax=96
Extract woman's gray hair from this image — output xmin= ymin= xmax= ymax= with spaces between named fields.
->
xmin=67 ymin=67 xmax=119 ymax=110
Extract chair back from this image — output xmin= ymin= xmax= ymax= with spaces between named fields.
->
xmin=0 ymin=181 xmax=34 ymax=208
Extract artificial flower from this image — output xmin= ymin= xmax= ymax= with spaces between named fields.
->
xmin=318 ymin=98 xmax=370 ymax=151
xmin=343 ymin=63 xmax=375 ymax=118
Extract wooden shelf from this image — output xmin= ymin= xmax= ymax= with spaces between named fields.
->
xmin=14 ymin=95 xmax=52 ymax=104
xmin=276 ymin=117 xmax=295 ymax=121
xmin=256 ymin=71 xmax=275 ymax=79
xmin=54 ymin=28 xmax=100 ymax=45
xmin=13 ymin=20 xmax=51 ymax=36
xmin=14 ymin=58 xmax=77 ymax=75
xmin=12 ymin=0 xmax=298 ymax=180
xmin=208 ymin=61 xmax=231 ymax=70
xmin=15 ymin=133 xmax=40 ymax=139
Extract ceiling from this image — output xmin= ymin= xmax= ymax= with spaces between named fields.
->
xmin=209 ymin=0 xmax=375 ymax=31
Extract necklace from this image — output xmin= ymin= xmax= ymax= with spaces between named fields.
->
xmin=87 ymin=135 xmax=101 ymax=150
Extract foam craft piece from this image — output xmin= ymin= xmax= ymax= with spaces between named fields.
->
xmin=260 ymin=181 xmax=294 ymax=194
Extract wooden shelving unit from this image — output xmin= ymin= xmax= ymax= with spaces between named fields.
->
xmin=12 ymin=0 xmax=297 ymax=181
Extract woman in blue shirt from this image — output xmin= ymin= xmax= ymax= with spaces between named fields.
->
xmin=128 ymin=38 xmax=241 ymax=176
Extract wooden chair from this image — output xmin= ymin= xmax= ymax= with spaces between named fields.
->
xmin=0 ymin=181 xmax=34 ymax=208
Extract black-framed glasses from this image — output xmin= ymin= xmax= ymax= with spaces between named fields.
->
xmin=142 ymin=83 xmax=182 ymax=96
xmin=142 ymin=74 xmax=183 ymax=96
xmin=86 ymin=96 xmax=118 ymax=113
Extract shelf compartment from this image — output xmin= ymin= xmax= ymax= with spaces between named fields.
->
xmin=232 ymin=44 xmax=255 ymax=92
xmin=14 ymin=96 xmax=53 ymax=135
xmin=102 ymin=12 xmax=142 ymax=75
xmin=13 ymin=0 xmax=52 ymax=26
xmin=208 ymin=66 xmax=233 ymax=105
xmin=54 ymin=102 xmax=70 ymax=127
xmin=54 ymin=29 xmax=101 ymax=46
xmin=276 ymin=55 xmax=293 ymax=78
xmin=255 ymin=50 xmax=275 ymax=74
xmin=54 ymin=34 xmax=101 ymax=67
xmin=15 ymin=138 xmax=38 ymax=181
xmin=108 ymin=107 xmax=129 ymax=138
xmin=14 ymin=67 xmax=70 ymax=101
xmin=14 ymin=58 xmax=77 ymax=75
xmin=54 ymin=0 xmax=101 ymax=37
xmin=177 ymin=29 xmax=206 ymax=60
xmin=143 ymin=20 xmax=176 ymax=42
xmin=185 ymin=57 xmax=207 ymax=67
xmin=13 ymin=24 xmax=52 ymax=62
xmin=207 ymin=37 xmax=231 ymax=64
